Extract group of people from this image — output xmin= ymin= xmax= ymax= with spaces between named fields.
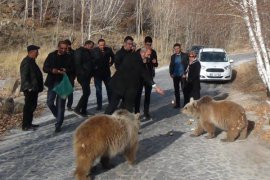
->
xmin=19 ymin=35 xmax=200 ymax=133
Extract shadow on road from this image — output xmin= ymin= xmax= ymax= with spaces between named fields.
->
xmin=91 ymin=131 xmax=184 ymax=179
xmin=141 ymin=103 xmax=180 ymax=129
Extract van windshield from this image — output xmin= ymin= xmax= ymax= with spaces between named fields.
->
xmin=200 ymin=52 xmax=227 ymax=62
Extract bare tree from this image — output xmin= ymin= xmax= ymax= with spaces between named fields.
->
xmin=24 ymin=0 xmax=29 ymax=24
xmin=229 ymin=0 xmax=270 ymax=93
xmin=87 ymin=0 xmax=93 ymax=40
xmin=81 ymin=0 xmax=85 ymax=45
xmin=39 ymin=0 xmax=43 ymax=25
xmin=31 ymin=0 xmax=34 ymax=19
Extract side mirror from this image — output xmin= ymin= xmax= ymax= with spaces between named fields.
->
xmin=229 ymin=59 xmax=234 ymax=63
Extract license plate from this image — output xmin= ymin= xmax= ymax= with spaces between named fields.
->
xmin=209 ymin=73 xmax=221 ymax=77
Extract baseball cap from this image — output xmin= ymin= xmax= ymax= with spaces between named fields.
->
xmin=27 ymin=45 xmax=40 ymax=52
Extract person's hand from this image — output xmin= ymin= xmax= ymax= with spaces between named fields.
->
xmin=52 ymin=68 xmax=58 ymax=74
xmin=60 ymin=68 xmax=66 ymax=72
xmin=152 ymin=58 xmax=157 ymax=64
xmin=170 ymin=74 xmax=174 ymax=78
xmin=155 ymin=86 xmax=164 ymax=95
xmin=58 ymin=70 xmax=65 ymax=75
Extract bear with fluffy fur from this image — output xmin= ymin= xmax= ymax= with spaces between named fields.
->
xmin=182 ymin=96 xmax=248 ymax=142
xmin=73 ymin=109 xmax=140 ymax=180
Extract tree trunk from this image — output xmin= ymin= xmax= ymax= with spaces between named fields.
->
xmin=24 ymin=0 xmax=29 ymax=24
xmin=87 ymin=0 xmax=93 ymax=40
xmin=31 ymin=0 xmax=34 ymax=19
xmin=39 ymin=0 xmax=43 ymax=25
xmin=81 ymin=0 xmax=85 ymax=45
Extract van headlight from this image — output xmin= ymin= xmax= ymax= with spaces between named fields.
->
xmin=201 ymin=65 xmax=206 ymax=70
xmin=224 ymin=65 xmax=231 ymax=70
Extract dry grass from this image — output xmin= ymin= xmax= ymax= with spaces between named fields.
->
xmin=231 ymin=61 xmax=270 ymax=142
xmin=0 ymin=46 xmax=55 ymax=79
xmin=232 ymin=61 xmax=266 ymax=93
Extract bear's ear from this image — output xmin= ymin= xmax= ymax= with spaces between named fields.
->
xmin=190 ymin=97 xmax=194 ymax=102
xmin=192 ymin=100 xmax=198 ymax=109
xmin=135 ymin=113 xmax=140 ymax=120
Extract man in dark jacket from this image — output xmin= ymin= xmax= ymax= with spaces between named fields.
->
xmin=43 ymin=41 xmax=73 ymax=133
xmin=64 ymin=39 xmax=76 ymax=111
xmin=20 ymin=45 xmax=43 ymax=131
xmin=105 ymin=48 xmax=164 ymax=115
xmin=135 ymin=36 xmax=158 ymax=120
xmin=114 ymin=36 xmax=134 ymax=108
xmin=114 ymin=36 xmax=134 ymax=70
xmin=169 ymin=43 xmax=189 ymax=108
xmin=74 ymin=40 xmax=95 ymax=117
xmin=92 ymin=39 xmax=114 ymax=110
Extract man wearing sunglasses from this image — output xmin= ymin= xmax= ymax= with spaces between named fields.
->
xmin=169 ymin=43 xmax=189 ymax=108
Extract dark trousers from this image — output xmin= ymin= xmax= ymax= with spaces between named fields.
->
xmin=47 ymin=88 xmax=66 ymax=129
xmin=75 ymin=78 xmax=91 ymax=114
xmin=94 ymin=76 xmax=111 ymax=108
xmin=173 ymin=76 xmax=186 ymax=107
xmin=67 ymin=78 xmax=75 ymax=108
xmin=105 ymin=91 xmax=135 ymax=115
xmin=183 ymin=83 xmax=200 ymax=105
xmin=134 ymin=82 xmax=152 ymax=114
xmin=22 ymin=91 xmax=38 ymax=128
xmin=67 ymin=93 xmax=73 ymax=108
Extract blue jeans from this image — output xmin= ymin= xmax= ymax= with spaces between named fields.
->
xmin=94 ymin=76 xmax=111 ymax=108
xmin=47 ymin=88 xmax=66 ymax=129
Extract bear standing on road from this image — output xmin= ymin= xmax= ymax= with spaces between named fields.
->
xmin=73 ymin=109 xmax=140 ymax=180
xmin=182 ymin=96 xmax=248 ymax=142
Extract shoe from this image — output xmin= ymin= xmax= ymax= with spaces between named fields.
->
xmin=55 ymin=127 xmax=61 ymax=133
xmin=74 ymin=109 xmax=86 ymax=117
xmin=67 ymin=107 xmax=74 ymax=111
xmin=96 ymin=106 xmax=102 ymax=111
xmin=22 ymin=126 xmax=36 ymax=131
xmin=31 ymin=124 xmax=40 ymax=128
xmin=86 ymin=111 xmax=94 ymax=116
xmin=144 ymin=113 xmax=151 ymax=120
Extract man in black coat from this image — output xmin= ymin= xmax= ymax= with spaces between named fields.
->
xmin=74 ymin=40 xmax=95 ymax=117
xmin=169 ymin=43 xmax=189 ymax=108
xmin=43 ymin=41 xmax=74 ymax=133
xmin=135 ymin=36 xmax=158 ymax=120
xmin=92 ymin=39 xmax=115 ymax=110
xmin=20 ymin=45 xmax=43 ymax=131
xmin=105 ymin=48 xmax=164 ymax=115
xmin=114 ymin=36 xmax=134 ymax=70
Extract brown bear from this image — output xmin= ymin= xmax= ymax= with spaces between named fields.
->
xmin=73 ymin=109 xmax=140 ymax=180
xmin=182 ymin=96 xmax=248 ymax=142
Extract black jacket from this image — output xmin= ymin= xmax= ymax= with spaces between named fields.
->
xmin=169 ymin=52 xmax=189 ymax=76
xmin=114 ymin=46 xmax=133 ymax=70
xmin=92 ymin=47 xmax=115 ymax=78
xmin=137 ymin=48 xmax=158 ymax=77
xmin=74 ymin=47 xmax=94 ymax=82
xmin=43 ymin=50 xmax=73 ymax=88
xmin=109 ymin=52 xmax=155 ymax=96
xmin=20 ymin=56 xmax=43 ymax=92
xmin=67 ymin=48 xmax=76 ymax=84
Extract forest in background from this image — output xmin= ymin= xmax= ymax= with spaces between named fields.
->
xmin=0 ymin=0 xmax=270 ymax=78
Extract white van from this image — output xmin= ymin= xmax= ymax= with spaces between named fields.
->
xmin=198 ymin=48 xmax=233 ymax=81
